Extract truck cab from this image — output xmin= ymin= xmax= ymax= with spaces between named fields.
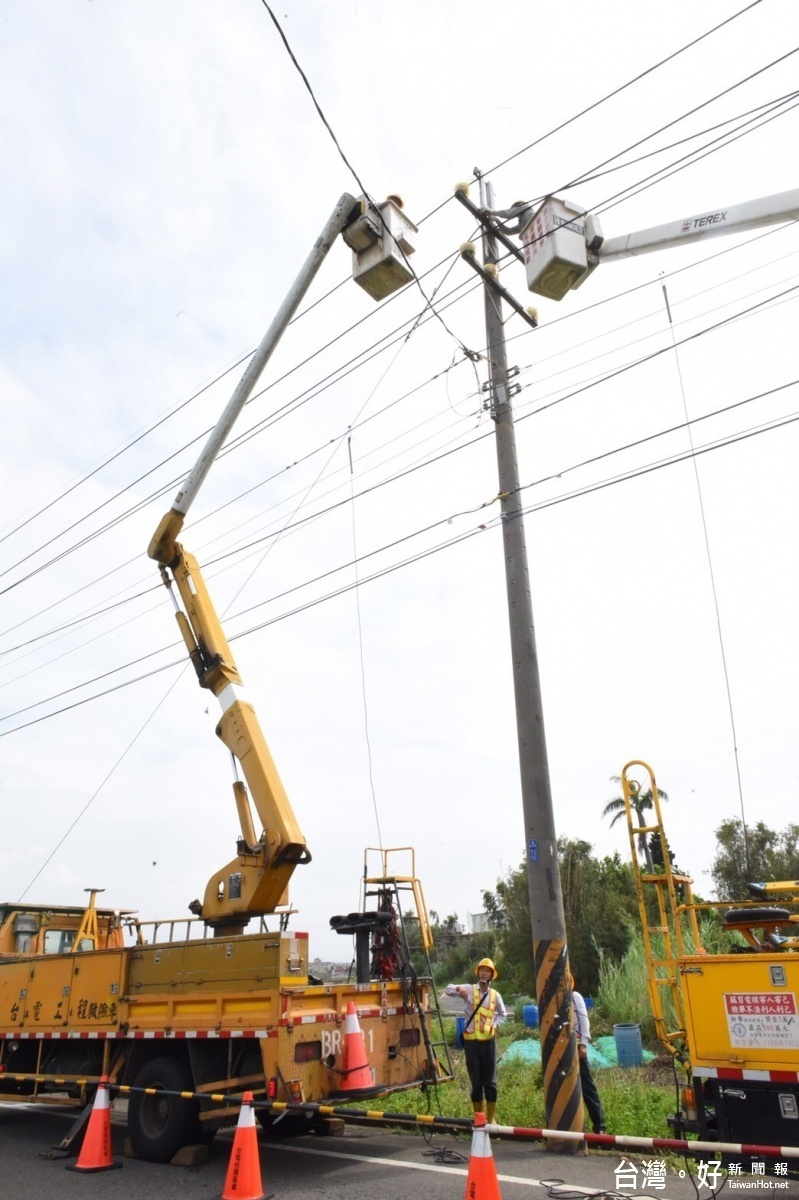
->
xmin=0 ymin=902 xmax=128 ymax=958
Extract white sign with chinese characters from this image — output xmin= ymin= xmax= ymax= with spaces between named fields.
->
xmin=724 ymin=992 xmax=799 ymax=1049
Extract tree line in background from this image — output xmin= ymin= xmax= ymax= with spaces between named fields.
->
xmin=414 ymin=805 xmax=799 ymax=1005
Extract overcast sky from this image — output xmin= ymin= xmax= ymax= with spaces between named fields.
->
xmin=1 ymin=0 xmax=798 ymax=964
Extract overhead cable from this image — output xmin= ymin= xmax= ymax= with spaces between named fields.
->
xmin=3 ymin=396 xmax=796 ymax=738
xmin=3 ymin=375 xmax=795 ymax=731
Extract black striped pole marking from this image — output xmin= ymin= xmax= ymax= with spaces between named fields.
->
xmin=535 ymin=939 xmax=584 ymax=1144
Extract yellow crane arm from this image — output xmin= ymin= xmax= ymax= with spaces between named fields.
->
xmin=749 ymin=880 xmax=799 ymax=899
xmin=151 ymin=525 xmax=310 ymax=931
xmin=142 ymin=194 xmax=415 ymax=931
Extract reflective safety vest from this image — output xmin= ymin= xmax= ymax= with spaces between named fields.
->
xmin=463 ymin=984 xmax=497 ymax=1041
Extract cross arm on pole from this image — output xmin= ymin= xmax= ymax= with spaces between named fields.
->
xmin=453 ymin=183 xmax=526 ymax=266
xmin=459 ymin=243 xmax=539 ymax=329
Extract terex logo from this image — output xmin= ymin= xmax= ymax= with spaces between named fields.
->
xmin=688 ymin=210 xmax=728 ymax=230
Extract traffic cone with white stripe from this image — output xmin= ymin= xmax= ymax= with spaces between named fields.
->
xmin=464 ymin=1111 xmax=502 ymax=1200
xmin=221 ymin=1092 xmax=270 ymax=1200
xmin=66 ymin=1074 xmax=122 ymax=1173
xmin=339 ymin=1000 xmax=374 ymax=1093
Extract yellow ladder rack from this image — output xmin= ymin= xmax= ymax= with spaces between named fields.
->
xmin=621 ymin=761 xmax=702 ymax=1063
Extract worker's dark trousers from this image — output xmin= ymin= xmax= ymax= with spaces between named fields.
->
xmin=580 ymin=1055 xmax=605 ymax=1132
xmin=463 ymin=1037 xmax=498 ymax=1103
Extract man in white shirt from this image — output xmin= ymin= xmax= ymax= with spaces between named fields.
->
xmin=570 ymin=975 xmax=606 ymax=1134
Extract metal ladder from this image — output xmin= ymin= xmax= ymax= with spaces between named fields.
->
xmin=620 ymin=761 xmax=704 ymax=1063
xmin=363 ymin=847 xmax=454 ymax=1083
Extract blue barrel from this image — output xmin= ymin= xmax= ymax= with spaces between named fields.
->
xmin=522 ymin=1003 xmax=539 ymax=1028
xmin=455 ymin=1016 xmax=467 ymax=1048
xmin=614 ymin=1022 xmax=643 ymax=1067
xmin=584 ymin=996 xmax=595 ymax=1010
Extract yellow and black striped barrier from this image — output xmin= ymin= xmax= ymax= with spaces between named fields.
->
xmin=4 ymin=1073 xmax=799 ymax=1163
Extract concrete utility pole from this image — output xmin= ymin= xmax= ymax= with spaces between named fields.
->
xmin=459 ymin=174 xmax=583 ymax=1143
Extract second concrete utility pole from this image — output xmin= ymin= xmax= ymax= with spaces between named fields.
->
xmin=466 ymin=174 xmax=583 ymax=1142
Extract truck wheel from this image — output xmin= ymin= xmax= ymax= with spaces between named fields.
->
xmin=128 ymin=1056 xmax=201 ymax=1163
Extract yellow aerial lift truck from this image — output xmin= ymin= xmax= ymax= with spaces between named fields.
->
xmin=0 ymin=194 xmax=452 ymax=1162
xmin=620 ymin=761 xmax=799 ymax=1176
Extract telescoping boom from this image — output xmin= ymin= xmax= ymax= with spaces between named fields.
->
xmin=147 ymin=192 xmax=418 ymax=931
xmin=518 ymin=187 xmax=799 ymax=301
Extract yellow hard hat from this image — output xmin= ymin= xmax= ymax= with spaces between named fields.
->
xmin=475 ymin=957 xmax=497 ymax=979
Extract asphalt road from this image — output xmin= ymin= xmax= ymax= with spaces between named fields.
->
xmin=2 ymin=1101 xmax=798 ymax=1200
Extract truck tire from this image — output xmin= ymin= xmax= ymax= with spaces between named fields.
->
xmin=128 ymin=1056 xmax=202 ymax=1163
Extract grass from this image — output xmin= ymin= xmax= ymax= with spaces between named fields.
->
xmin=370 ymin=918 xmax=756 ymax=1175
xmin=375 ymin=926 xmax=693 ymax=1161
xmin=594 ymin=932 xmax=652 ymax=1030
xmin=375 ymin=1025 xmax=680 ymax=1144
xmin=591 ymin=917 xmax=749 ymax=1047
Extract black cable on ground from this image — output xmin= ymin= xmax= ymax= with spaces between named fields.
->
xmin=421 ymin=1138 xmax=468 ymax=1165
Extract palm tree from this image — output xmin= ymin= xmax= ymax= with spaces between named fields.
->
xmin=603 ymin=776 xmax=668 ymax=873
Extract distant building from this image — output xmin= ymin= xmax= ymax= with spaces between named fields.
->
xmin=309 ymin=957 xmax=351 ymax=983
xmin=468 ymin=912 xmax=492 ymax=934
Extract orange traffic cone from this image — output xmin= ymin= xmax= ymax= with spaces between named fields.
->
xmin=463 ymin=1111 xmax=502 ymax=1200
xmin=66 ymin=1074 xmax=122 ymax=1173
xmin=339 ymin=1000 xmax=374 ymax=1093
xmin=221 ymin=1091 xmax=271 ymax=1200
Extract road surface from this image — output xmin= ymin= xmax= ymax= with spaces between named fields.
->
xmin=2 ymin=1101 xmax=797 ymax=1199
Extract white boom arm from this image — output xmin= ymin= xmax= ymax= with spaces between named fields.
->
xmin=520 ymin=188 xmax=799 ymax=301
xmin=144 ymin=191 xmax=417 ymax=927
xmin=598 ymin=188 xmax=799 ymax=261
xmin=149 ymin=193 xmax=359 ymax=563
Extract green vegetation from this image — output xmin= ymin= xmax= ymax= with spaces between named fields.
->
xmin=712 ymin=817 xmax=799 ymax=900
xmin=603 ymin=776 xmax=669 ymax=873
xmin=479 ymin=839 xmax=639 ymax=997
xmin=593 ymin=919 xmax=747 ymax=1041
xmin=376 ymin=1022 xmax=678 ymax=1142
xmin=392 ymin=813 xmax=797 ymax=1143
xmin=594 ymin=928 xmax=652 ymax=1030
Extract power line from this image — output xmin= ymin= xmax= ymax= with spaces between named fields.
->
xmin=15 ymin=670 xmax=187 ymax=902
xmin=220 ymin=284 xmax=799 ymax=572
xmin=0 ymin=360 xmax=473 ymax=652
xmin=516 ymin=284 xmax=799 ymax=423
xmin=0 ymin=301 xmax=479 ymax=600
xmin=505 ymin=3 xmax=768 ymax=178
xmin=0 ymin=241 xmax=468 ymax=559
xmin=513 ymin=269 xmax=799 ymax=404
xmin=5 ymin=76 xmax=793 ymax=592
xmin=4 ymin=399 xmax=795 ymax=738
xmin=3 ymin=270 xmax=794 ymax=669
xmin=3 ymin=376 xmax=795 ymax=732
xmin=661 ymin=281 xmax=751 ymax=872
xmin=563 ymin=45 xmax=799 ymax=215
xmin=259 ymin=0 xmax=472 ymax=357
xmin=4 ymin=3 xmax=779 ymax=575
xmin=490 ymin=61 xmax=799 ymax=279
xmin=5 ymin=114 xmax=795 ymax=622
xmin=505 ymin=219 xmax=797 ymax=349
xmin=593 ymin=90 xmax=799 ymax=220
xmin=0 ymin=347 xmax=255 ymax=553
xmin=0 ymin=250 xmax=484 ymax=593
xmin=224 ymin=388 xmax=799 ymax=629
xmin=565 ymin=90 xmax=799 ymax=191
xmin=4 ymin=210 xmax=790 ymax=605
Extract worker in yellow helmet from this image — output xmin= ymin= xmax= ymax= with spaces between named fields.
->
xmin=445 ymin=958 xmax=506 ymax=1123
